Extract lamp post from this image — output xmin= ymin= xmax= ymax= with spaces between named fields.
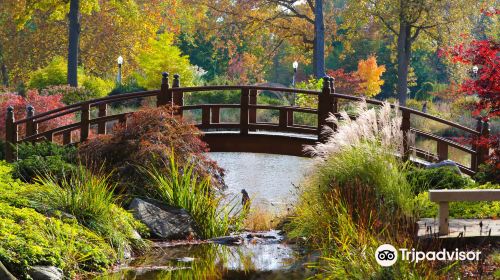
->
xmin=472 ymin=65 xmax=478 ymax=79
xmin=292 ymin=61 xmax=298 ymax=87
xmin=117 ymin=56 xmax=123 ymax=85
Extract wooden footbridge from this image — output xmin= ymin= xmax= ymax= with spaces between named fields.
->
xmin=4 ymin=73 xmax=491 ymax=175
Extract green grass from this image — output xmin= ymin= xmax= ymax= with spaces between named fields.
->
xmin=143 ymin=153 xmax=245 ymax=239
xmin=31 ymin=165 xmax=149 ymax=258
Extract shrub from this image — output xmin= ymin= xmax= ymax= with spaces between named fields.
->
xmin=12 ymin=142 xmax=77 ymax=183
xmin=474 ymin=162 xmax=500 ymax=184
xmin=144 ymin=154 xmax=244 ymax=238
xmin=78 ymin=105 xmax=224 ymax=193
xmin=406 ymin=166 xmax=473 ymax=194
xmin=42 ymin=85 xmax=104 ymax=105
xmin=286 ymin=144 xmax=420 ymax=278
xmin=31 ymin=165 xmax=148 ymax=258
xmin=28 ymin=56 xmax=114 ymax=103
xmin=108 ymin=80 xmax=147 ymax=108
xmin=0 ymin=162 xmax=116 ymax=278
xmin=28 ymin=56 xmax=67 ymax=89
xmin=0 ymin=90 xmax=74 ymax=141
xmin=415 ymin=182 xmax=500 ymax=218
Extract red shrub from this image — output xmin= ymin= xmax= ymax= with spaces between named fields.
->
xmin=78 ymin=105 xmax=224 ymax=193
xmin=0 ymin=90 xmax=74 ymax=141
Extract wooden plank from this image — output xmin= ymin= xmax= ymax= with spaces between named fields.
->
xmin=429 ymin=190 xmax=500 ymax=202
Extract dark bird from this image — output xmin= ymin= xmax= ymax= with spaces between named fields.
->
xmin=241 ymin=189 xmax=250 ymax=210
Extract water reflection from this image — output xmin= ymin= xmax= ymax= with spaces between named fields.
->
xmin=209 ymin=152 xmax=313 ymax=212
xmin=95 ymin=231 xmax=315 ymax=280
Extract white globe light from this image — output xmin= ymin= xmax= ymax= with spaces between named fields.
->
xmin=292 ymin=61 xmax=298 ymax=69
xmin=472 ymin=65 xmax=478 ymax=74
xmin=117 ymin=56 xmax=124 ymax=65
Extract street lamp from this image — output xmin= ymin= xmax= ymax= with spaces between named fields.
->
xmin=472 ymin=65 xmax=479 ymax=79
xmin=117 ymin=56 xmax=124 ymax=85
xmin=292 ymin=61 xmax=298 ymax=87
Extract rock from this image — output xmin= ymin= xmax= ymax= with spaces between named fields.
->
xmin=128 ymin=198 xmax=197 ymax=240
xmin=28 ymin=266 xmax=63 ymax=280
xmin=209 ymin=236 xmax=244 ymax=245
xmin=0 ymin=261 xmax=17 ymax=280
xmin=425 ymin=160 xmax=462 ymax=174
xmin=246 ymin=233 xmax=277 ymax=239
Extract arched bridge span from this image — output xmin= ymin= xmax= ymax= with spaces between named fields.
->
xmin=5 ymin=74 xmax=491 ymax=176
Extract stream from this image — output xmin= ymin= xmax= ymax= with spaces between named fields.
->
xmin=95 ymin=153 xmax=314 ymax=280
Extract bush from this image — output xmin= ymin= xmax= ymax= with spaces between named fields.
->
xmin=406 ymin=166 xmax=473 ymax=194
xmin=12 ymin=142 xmax=77 ymax=183
xmin=0 ymin=162 xmax=116 ymax=278
xmin=474 ymin=163 xmax=500 ymax=184
xmin=31 ymin=165 xmax=148 ymax=258
xmin=286 ymin=144 xmax=420 ymax=278
xmin=28 ymin=56 xmax=114 ymax=103
xmin=144 ymin=154 xmax=244 ymax=238
xmin=0 ymin=90 xmax=74 ymax=141
xmin=78 ymin=105 xmax=224 ymax=194
xmin=415 ymin=182 xmax=500 ymax=218
xmin=108 ymin=80 xmax=147 ymax=108
xmin=42 ymin=84 xmax=108 ymax=105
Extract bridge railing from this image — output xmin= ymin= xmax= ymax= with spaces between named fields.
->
xmin=5 ymin=73 xmax=490 ymax=175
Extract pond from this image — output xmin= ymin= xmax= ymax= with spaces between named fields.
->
xmin=95 ymin=153 xmax=314 ymax=280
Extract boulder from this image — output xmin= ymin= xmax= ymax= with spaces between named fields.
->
xmin=28 ymin=266 xmax=63 ymax=280
xmin=128 ymin=198 xmax=197 ymax=240
xmin=0 ymin=261 xmax=16 ymax=280
xmin=425 ymin=160 xmax=462 ymax=174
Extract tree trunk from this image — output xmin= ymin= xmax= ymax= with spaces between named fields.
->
xmin=67 ymin=0 xmax=80 ymax=87
xmin=396 ymin=20 xmax=411 ymax=105
xmin=313 ymin=0 xmax=325 ymax=78
xmin=1 ymin=64 xmax=8 ymax=87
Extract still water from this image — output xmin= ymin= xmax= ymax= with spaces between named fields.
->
xmin=95 ymin=153 xmax=314 ymax=280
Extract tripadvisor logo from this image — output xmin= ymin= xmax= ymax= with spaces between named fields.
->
xmin=375 ymin=244 xmax=398 ymax=267
xmin=375 ymin=244 xmax=481 ymax=266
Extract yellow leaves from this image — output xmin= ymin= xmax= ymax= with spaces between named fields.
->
xmin=355 ymin=56 xmax=386 ymax=97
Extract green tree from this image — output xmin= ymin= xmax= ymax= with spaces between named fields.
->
xmin=136 ymin=33 xmax=194 ymax=89
xmin=342 ymin=0 xmax=484 ymax=105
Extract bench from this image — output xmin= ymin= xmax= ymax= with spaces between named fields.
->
xmin=429 ymin=189 xmax=500 ymax=235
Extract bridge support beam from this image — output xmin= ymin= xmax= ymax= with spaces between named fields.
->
xmin=202 ymin=133 xmax=316 ymax=157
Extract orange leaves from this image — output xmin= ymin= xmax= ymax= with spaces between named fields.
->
xmin=355 ymin=56 xmax=386 ymax=97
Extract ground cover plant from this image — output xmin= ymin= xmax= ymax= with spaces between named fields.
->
xmin=0 ymin=162 xmax=119 ymax=279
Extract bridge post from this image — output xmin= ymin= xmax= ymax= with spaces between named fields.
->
xmin=80 ymin=103 xmax=90 ymax=142
xmin=330 ymin=77 xmax=338 ymax=132
xmin=157 ymin=72 xmax=170 ymax=107
xmin=471 ymin=117 xmax=482 ymax=171
xmin=318 ymin=76 xmax=332 ymax=142
xmin=240 ymin=88 xmax=249 ymax=135
xmin=5 ymin=106 xmax=17 ymax=162
xmin=249 ymin=89 xmax=257 ymax=131
xmin=26 ymin=105 xmax=38 ymax=140
xmin=172 ymin=74 xmax=183 ymax=116
xmin=477 ymin=118 xmax=490 ymax=167
xmin=401 ymin=109 xmax=411 ymax=161
xmin=97 ymin=104 xmax=107 ymax=135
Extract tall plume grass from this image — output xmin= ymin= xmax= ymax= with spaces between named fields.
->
xmin=306 ymin=100 xmax=413 ymax=159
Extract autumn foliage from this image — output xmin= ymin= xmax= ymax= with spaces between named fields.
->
xmin=355 ymin=56 xmax=386 ymax=97
xmin=78 ymin=105 xmax=224 ymax=193
xmin=0 ymin=90 xmax=74 ymax=141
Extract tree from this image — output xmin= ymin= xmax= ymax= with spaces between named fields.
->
xmin=342 ymin=0 xmax=481 ymax=105
xmin=192 ymin=0 xmax=335 ymax=78
xmin=136 ymin=33 xmax=194 ymax=89
xmin=355 ymin=56 xmax=386 ymax=97
xmin=67 ymin=0 xmax=79 ymax=87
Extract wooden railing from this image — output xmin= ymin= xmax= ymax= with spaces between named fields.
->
xmin=5 ymin=73 xmax=490 ymax=175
